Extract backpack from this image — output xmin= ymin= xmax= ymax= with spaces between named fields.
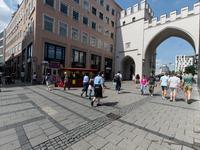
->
xmin=115 ymin=75 xmax=120 ymax=82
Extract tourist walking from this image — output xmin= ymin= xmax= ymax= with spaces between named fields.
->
xmin=81 ymin=73 xmax=89 ymax=97
xmin=182 ymin=71 xmax=195 ymax=103
xmin=158 ymin=73 xmax=169 ymax=100
xmin=116 ymin=71 xmax=122 ymax=94
xmin=167 ymin=73 xmax=181 ymax=102
xmin=32 ymin=72 xmax=37 ymax=84
xmin=46 ymin=73 xmax=52 ymax=91
xmin=91 ymin=72 xmax=104 ymax=106
xmin=148 ymin=73 xmax=157 ymax=96
xmin=113 ymin=74 xmax=117 ymax=91
xmin=135 ymin=74 xmax=140 ymax=89
xmin=88 ymin=74 xmax=94 ymax=99
xmin=140 ymin=75 xmax=147 ymax=95
xmin=64 ymin=72 xmax=69 ymax=90
xmin=21 ymin=71 xmax=25 ymax=82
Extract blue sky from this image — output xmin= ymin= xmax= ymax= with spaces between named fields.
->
xmin=0 ymin=0 xmax=198 ymax=71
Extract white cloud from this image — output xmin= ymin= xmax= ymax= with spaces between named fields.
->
xmin=0 ymin=0 xmax=14 ymax=32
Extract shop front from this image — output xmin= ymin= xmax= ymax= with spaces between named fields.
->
xmin=44 ymin=43 xmax=65 ymax=83
xmin=91 ymin=54 xmax=101 ymax=71
xmin=104 ymin=57 xmax=113 ymax=80
xmin=71 ymin=49 xmax=86 ymax=68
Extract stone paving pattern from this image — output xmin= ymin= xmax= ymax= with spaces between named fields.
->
xmin=0 ymin=80 xmax=200 ymax=150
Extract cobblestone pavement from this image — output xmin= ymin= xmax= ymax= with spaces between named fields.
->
xmin=0 ymin=80 xmax=200 ymax=150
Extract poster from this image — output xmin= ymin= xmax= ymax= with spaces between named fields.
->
xmin=90 ymin=72 xmax=93 ymax=75
xmin=49 ymin=44 xmax=55 ymax=59
xmin=72 ymin=80 xmax=76 ymax=84
xmin=82 ymin=71 xmax=85 ymax=75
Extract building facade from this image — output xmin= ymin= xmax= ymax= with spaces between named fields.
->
xmin=175 ymin=55 xmax=194 ymax=72
xmin=0 ymin=29 xmax=6 ymax=72
xmin=5 ymin=0 xmax=122 ymax=81
xmin=159 ymin=64 xmax=170 ymax=75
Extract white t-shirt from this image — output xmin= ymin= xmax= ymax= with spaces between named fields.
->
xmin=168 ymin=77 xmax=180 ymax=88
xmin=117 ymin=73 xmax=122 ymax=80
xmin=83 ymin=75 xmax=89 ymax=83
xmin=33 ymin=74 xmax=37 ymax=79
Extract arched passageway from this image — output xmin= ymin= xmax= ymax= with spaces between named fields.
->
xmin=121 ymin=56 xmax=135 ymax=80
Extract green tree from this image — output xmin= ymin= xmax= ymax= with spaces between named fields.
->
xmin=171 ymin=70 xmax=175 ymax=75
xmin=176 ymin=70 xmax=183 ymax=75
xmin=185 ymin=65 xmax=195 ymax=75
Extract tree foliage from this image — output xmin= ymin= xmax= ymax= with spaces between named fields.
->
xmin=185 ymin=65 xmax=195 ymax=75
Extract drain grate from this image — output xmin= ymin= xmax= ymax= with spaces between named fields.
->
xmin=106 ymin=113 xmax=121 ymax=120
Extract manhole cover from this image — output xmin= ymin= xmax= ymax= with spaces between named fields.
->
xmin=106 ymin=113 xmax=121 ymax=120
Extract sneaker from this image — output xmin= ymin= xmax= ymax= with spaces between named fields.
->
xmin=85 ymin=95 xmax=88 ymax=97
xmin=117 ymin=90 xmax=119 ymax=94
xmin=81 ymin=93 xmax=83 ymax=97
xmin=151 ymin=94 xmax=153 ymax=96
xmin=169 ymin=98 xmax=173 ymax=101
xmin=141 ymin=92 xmax=143 ymax=95
xmin=91 ymin=101 xmax=94 ymax=106
xmin=173 ymin=100 xmax=176 ymax=102
xmin=162 ymin=96 xmax=164 ymax=99
xmin=163 ymin=98 xmax=166 ymax=100
xmin=88 ymin=97 xmax=91 ymax=100
xmin=97 ymin=104 xmax=102 ymax=106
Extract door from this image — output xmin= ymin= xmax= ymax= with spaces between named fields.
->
xmin=51 ymin=69 xmax=58 ymax=83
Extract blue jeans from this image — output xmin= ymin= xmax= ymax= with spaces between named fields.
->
xmin=88 ymin=90 xmax=92 ymax=98
xmin=82 ymin=82 xmax=88 ymax=96
xmin=141 ymin=84 xmax=146 ymax=93
xmin=116 ymin=82 xmax=121 ymax=91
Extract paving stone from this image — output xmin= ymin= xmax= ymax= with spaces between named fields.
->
xmin=29 ymin=134 xmax=49 ymax=147
xmin=89 ymin=136 xmax=109 ymax=149
xmin=101 ymin=143 xmax=121 ymax=150
xmin=95 ymin=128 xmax=111 ymax=138
xmin=108 ymin=126 xmax=124 ymax=135
xmin=70 ymin=140 xmax=91 ymax=150
xmin=132 ymin=128 xmax=148 ymax=138
xmin=117 ymin=138 xmax=138 ymax=150
xmin=132 ymin=135 xmax=151 ymax=149
xmin=105 ymin=133 xmax=123 ymax=146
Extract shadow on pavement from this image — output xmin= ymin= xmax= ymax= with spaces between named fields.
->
xmin=101 ymin=102 xmax=119 ymax=107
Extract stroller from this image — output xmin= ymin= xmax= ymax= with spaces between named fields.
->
xmin=5 ymin=76 xmax=14 ymax=84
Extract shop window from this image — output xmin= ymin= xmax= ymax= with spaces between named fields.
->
xmin=91 ymin=54 xmax=101 ymax=70
xmin=71 ymin=50 xmax=86 ymax=68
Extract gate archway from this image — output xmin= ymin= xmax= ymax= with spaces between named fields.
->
xmin=121 ymin=56 xmax=135 ymax=80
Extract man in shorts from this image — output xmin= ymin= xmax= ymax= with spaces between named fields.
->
xmin=158 ymin=73 xmax=169 ymax=100
xmin=182 ymin=71 xmax=195 ymax=103
xmin=91 ymin=72 xmax=104 ymax=107
xmin=167 ymin=73 xmax=181 ymax=102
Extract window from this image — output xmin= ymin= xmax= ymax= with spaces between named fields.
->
xmin=72 ymin=9 xmax=79 ymax=21
xmin=27 ymin=43 xmax=33 ymax=58
xmin=71 ymin=27 xmax=79 ymax=41
xmin=15 ymin=45 xmax=18 ymax=53
xmin=110 ymin=44 xmax=114 ymax=53
xmin=18 ymin=42 xmax=21 ymax=51
xmin=98 ymin=24 xmax=103 ymax=34
xmin=45 ymin=0 xmax=54 ymax=8
xmin=82 ymin=15 xmax=89 ymax=26
xmin=31 ymin=0 xmax=34 ymax=9
xmin=105 ymin=16 xmax=109 ymax=24
xmin=71 ymin=50 xmax=86 ymax=68
xmin=59 ymin=22 xmax=68 ymax=37
xmin=111 ymin=32 xmax=114 ymax=39
xmin=83 ymin=0 xmax=89 ymax=11
xmin=60 ymin=2 xmax=68 ymax=16
xmin=112 ymin=8 xmax=115 ymax=16
xmin=104 ymin=42 xmax=109 ymax=51
xmin=111 ymin=20 xmax=115 ymax=28
xmin=132 ymin=17 xmax=135 ymax=22
xmin=105 ymin=28 xmax=109 ymax=37
xmin=90 ymin=36 xmax=96 ymax=47
xmin=99 ymin=12 xmax=103 ymax=20
xmin=82 ymin=31 xmax=88 ymax=45
xmin=28 ymin=3 xmax=30 ymax=15
xmin=106 ymin=3 xmax=110 ymax=12
xmin=92 ymin=6 xmax=97 ymax=16
xmin=93 ymin=0 xmax=97 ymax=2
xmin=98 ymin=39 xmax=103 ymax=49
xmin=73 ymin=0 xmax=80 ymax=5
xmin=44 ymin=15 xmax=54 ymax=32
xmin=91 ymin=20 xmax=96 ymax=30
xmin=100 ymin=0 xmax=104 ymax=7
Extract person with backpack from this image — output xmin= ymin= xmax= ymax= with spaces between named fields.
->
xmin=116 ymin=71 xmax=122 ymax=94
xmin=45 ymin=73 xmax=52 ymax=91
xmin=88 ymin=74 xmax=94 ymax=99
